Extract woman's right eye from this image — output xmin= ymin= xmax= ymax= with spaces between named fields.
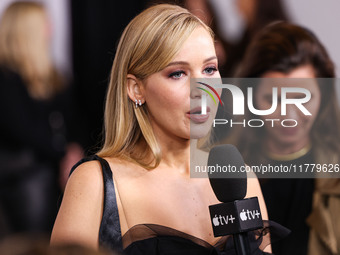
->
xmin=168 ymin=71 xmax=185 ymax=79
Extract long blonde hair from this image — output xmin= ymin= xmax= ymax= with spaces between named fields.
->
xmin=0 ymin=1 xmax=62 ymax=99
xmin=98 ymin=4 xmax=213 ymax=169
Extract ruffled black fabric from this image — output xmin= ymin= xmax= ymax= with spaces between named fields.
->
xmin=70 ymin=156 xmax=290 ymax=255
xmin=123 ymin=221 xmax=290 ymax=255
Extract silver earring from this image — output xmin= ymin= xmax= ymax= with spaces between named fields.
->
xmin=138 ymin=99 xmax=142 ymax=106
xmin=135 ymin=99 xmax=138 ymax=108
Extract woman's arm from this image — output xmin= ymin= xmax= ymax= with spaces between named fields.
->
xmin=50 ymin=160 xmax=104 ymax=249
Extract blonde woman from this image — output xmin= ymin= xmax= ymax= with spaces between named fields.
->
xmin=51 ymin=4 xmax=281 ymax=254
xmin=0 ymin=2 xmax=82 ymax=235
xmin=0 ymin=1 xmax=62 ymax=99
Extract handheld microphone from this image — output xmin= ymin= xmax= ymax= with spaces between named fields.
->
xmin=208 ymin=144 xmax=263 ymax=255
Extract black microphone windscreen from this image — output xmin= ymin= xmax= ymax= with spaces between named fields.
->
xmin=208 ymin=144 xmax=247 ymax=202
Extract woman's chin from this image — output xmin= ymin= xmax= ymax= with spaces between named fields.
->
xmin=190 ymin=125 xmax=211 ymax=140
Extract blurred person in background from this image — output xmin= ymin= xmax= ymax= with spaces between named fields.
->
xmin=0 ymin=1 xmax=83 ymax=238
xmin=222 ymin=0 xmax=290 ymax=76
xmin=227 ymin=22 xmax=340 ymax=255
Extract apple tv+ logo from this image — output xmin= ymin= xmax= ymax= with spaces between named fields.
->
xmin=239 ymin=209 xmax=261 ymax=221
xmin=212 ymin=214 xmax=236 ymax=226
xmin=209 ymin=197 xmax=263 ymax=237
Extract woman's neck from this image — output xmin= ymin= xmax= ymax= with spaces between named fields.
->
xmin=156 ymin=134 xmax=191 ymax=175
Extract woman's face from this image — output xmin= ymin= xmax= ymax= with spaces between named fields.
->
xmin=142 ymin=26 xmax=221 ymax=141
xmin=256 ymin=65 xmax=321 ymax=149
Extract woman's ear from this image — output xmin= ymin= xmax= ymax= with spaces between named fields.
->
xmin=126 ymin=74 xmax=145 ymax=106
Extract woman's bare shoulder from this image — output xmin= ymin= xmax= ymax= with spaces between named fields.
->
xmin=51 ymin=160 xmax=104 ymax=248
xmin=70 ymin=159 xmax=102 ymax=178
xmin=63 ymin=159 xmax=106 ymax=199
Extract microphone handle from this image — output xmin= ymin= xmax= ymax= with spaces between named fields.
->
xmin=233 ymin=232 xmax=251 ymax=255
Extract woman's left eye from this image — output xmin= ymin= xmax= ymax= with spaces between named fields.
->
xmin=204 ymin=66 xmax=218 ymax=75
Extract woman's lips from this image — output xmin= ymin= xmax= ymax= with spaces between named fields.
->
xmin=186 ymin=107 xmax=210 ymax=123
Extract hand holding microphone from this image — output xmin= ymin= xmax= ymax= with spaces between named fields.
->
xmin=208 ymin=144 xmax=263 ymax=255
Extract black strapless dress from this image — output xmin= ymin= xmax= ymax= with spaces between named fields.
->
xmin=70 ymin=156 xmax=290 ymax=254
